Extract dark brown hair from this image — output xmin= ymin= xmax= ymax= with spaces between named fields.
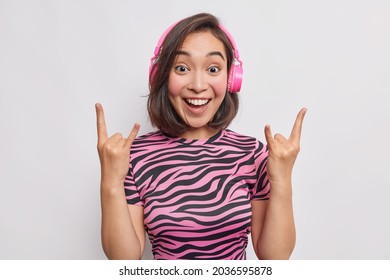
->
xmin=147 ymin=13 xmax=239 ymax=137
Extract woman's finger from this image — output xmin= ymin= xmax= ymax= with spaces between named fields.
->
xmin=95 ymin=103 xmax=109 ymax=144
xmin=125 ymin=123 xmax=141 ymax=149
xmin=288 ymin=108 xmax=307 ymax=145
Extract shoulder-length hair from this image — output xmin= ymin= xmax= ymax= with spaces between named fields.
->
xmin=147 ymin=13 xmax=239 ymax=137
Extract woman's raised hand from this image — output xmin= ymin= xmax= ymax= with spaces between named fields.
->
xmin=95 ymin=103 xmax=140 ymax=185
xmin=264 ymin=108 xmax=307 ymax=185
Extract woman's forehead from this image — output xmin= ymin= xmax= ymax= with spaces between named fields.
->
xmin=179 ymin=31 xmax=226 ymax=55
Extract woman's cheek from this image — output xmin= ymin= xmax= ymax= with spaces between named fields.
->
xmin=167 ymin=77 xmax=183 ymax=97
xmin=212 ymin=76 xmax=228 ymax=96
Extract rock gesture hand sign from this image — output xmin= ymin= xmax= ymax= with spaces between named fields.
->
xmin=95 ymin=103 xmax=140 ymax=186
xmin=264 ymin=108 xmax=307 ymax=185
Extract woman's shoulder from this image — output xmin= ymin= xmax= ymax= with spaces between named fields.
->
xmin=220 ymin=129 xmax=265 ymax=151
xmin=132 ymin=130 xmax=170 ymax=145
xmin=223 ymin=129 xmax=261 ymax=143
xmin=135 ymin=130 xmax=163 ymax=140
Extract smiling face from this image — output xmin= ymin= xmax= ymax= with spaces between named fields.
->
xmin=167 ymin=30 xmax=228 ymax=139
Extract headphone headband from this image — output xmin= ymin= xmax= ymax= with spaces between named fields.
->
xmin=150 ymin=20 xmax=243 ymax=93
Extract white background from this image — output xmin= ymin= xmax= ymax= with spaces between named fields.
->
xmin=0 ymin=0 xmax=389 ymax=260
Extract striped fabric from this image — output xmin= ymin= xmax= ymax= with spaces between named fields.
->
xmin=125 ymin=129 xmax=270 ymax=259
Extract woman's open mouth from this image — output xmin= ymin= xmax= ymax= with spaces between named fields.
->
xmin=185 ymin=98 xmax=210 ymax=107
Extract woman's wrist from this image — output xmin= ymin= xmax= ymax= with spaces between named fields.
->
xmin=269 ymin=179 xmax=293 ymax=199
xmin=100 ymin=178 xmax=126 ymax=197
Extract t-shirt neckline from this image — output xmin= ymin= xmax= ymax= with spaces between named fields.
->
xmin=165 ymin=129 xmax=226 ymax=145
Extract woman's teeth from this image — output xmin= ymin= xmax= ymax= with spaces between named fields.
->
xmin=186 ymin=99 xmax=209 ymax=106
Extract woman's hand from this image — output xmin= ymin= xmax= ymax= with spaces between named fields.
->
xmin=264 ymin=108 xmax=307 ymax=186
xmin=95 ymin=103 xmax=140 ymax=186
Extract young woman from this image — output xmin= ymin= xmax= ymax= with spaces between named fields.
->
xmin=96 ymin=13 xmax=306 ymax=260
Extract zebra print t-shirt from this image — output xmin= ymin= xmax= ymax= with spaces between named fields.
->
xmin=125 ymin=129 xmax=270 ymax=260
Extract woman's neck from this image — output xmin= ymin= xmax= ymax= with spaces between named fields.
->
xmin=179 ymin=126 xmax=220 ymax=140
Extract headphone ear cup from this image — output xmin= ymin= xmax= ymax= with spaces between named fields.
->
xmin=227 ymin=64 xmax=243 ymax=93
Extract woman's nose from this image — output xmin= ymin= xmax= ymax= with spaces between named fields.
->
xmin=188 ymin=71 xmax=208 ymax=93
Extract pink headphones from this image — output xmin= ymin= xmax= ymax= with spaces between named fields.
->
xmin=149 ymin=22 xmax=243 ymax=93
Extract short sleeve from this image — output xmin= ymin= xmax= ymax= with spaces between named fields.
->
xmin=250 ymin=140 xmax=270 ymax=200
xmin=124 ymin=161 xmax=144 ymax=206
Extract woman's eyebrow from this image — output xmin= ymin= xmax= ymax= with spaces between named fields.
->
xmin=175 ymin=50 xmax=225 ymax=60
xmin=176 ymin=50 xmax=191 ymax=56
xmin=207 ymin=51 xmax=225 ymax=60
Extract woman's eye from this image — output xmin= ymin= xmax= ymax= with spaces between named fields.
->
xmin=208 ymin=66 xmax=220 ymax=73
xmin=175 ymin=65 xmax=188 ymax=72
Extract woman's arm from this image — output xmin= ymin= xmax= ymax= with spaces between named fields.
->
xmin=96 ymin=103 xmax=145 ymax=259
xmin=101 ymin=181 xmax=145 ymax=259
xmin=251 ymin=108 xmax=306 ymax=259
xmin=251 ymin=183 xmax=295 ymax=259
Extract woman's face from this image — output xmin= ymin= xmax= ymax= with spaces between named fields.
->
xmin=167 ymin=30 xmax=228 ymax=139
